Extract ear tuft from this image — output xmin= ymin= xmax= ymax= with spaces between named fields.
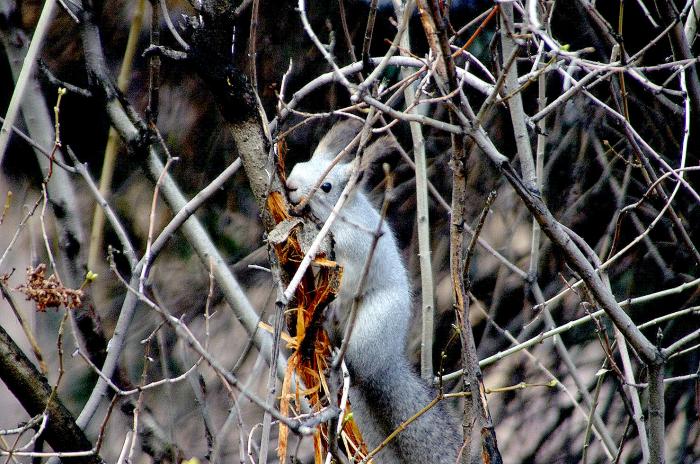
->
xmin=312 ymin=119 xmax=364 ymax=162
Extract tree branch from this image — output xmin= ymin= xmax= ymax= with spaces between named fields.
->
xmin=0 ymin=324 xmax=103 ymax=463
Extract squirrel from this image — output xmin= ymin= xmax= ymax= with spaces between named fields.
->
xmin=285 ymin=120 xmax=461 ymax=463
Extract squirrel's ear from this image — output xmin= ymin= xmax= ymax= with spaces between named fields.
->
xmin=312 ymin=119 xmax=363 ymax=162
xmin=364 ymin=135 xmax=400 ymax=165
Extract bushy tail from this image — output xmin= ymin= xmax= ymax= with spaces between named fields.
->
xmin=349 ymin=359 xmax=462 ymax=464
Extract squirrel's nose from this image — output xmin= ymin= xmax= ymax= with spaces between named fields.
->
xmin=286 ymin=178 xmax=302 ymax=205
xmin=286 ymin=178 xmax=299 ymax=192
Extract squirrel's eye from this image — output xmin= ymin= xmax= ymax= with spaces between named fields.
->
xmin=320 ymin=182 xmax=332 ymax=193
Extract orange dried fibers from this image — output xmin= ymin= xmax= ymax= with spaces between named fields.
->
xmin=266 ymin=190 xmax=291 ymax=223
xmin=266 ymin=189 xmax=368 ymax=463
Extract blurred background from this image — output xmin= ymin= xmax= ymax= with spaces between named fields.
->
xmin=1 ymin=0 xmax=699 ymax=462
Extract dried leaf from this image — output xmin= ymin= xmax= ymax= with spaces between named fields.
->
xmin=16 ymin=264 xmax=83 ymax=311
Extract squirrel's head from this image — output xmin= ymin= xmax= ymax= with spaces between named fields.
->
xmin=285 ymin=120 xmax=363 ymax=221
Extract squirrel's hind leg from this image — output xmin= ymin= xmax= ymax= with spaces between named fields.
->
xmin=348 ymin=385 xmax=403 ymax=464
xmin=381 ymin=361 xmax=462 ymax=464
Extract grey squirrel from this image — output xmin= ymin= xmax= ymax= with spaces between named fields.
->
xmin=285 ymin=121 xmax=461 ymax=463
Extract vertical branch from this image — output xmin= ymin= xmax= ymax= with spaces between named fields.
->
xmin=685 ymin=0 xmax=700 ymax=47
xmin=614 ymin=330 xmax=650 ymax=462
xmin=615 ymin=2 xmax=631 ymax=123
xmin=361 ymin=0 xmax=379 ymax=69
xmin=248 ymin=0 xmax=260 ymax=90
xmin=416 ymin=1 xmax=502 ymax=462
xmin=647 ymin=362 xmax=666 ymax=464
xmin=448 ymin=55 xmax=475 ymax=464
xmin=499 ymin=3 xmax=535 ymax=185
xmin=338 ymin=0 xmax=357 ymax=63
xmin=529 ymin=59 xmax=546 ymax=279
xmin=581 ymin=371 xmax=606 ymax=464
xmin=87 ymin=0 xmax=146 ymax=273
xmin=147 ymin=0 xmax=161 ymax=126
xmin=656 ymin=0 xmax=700 ymax=122
xmin=257 ymin=301 xmax=284 ymax=464
xmin=395 ymin=0 xmax=435 ymax=382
